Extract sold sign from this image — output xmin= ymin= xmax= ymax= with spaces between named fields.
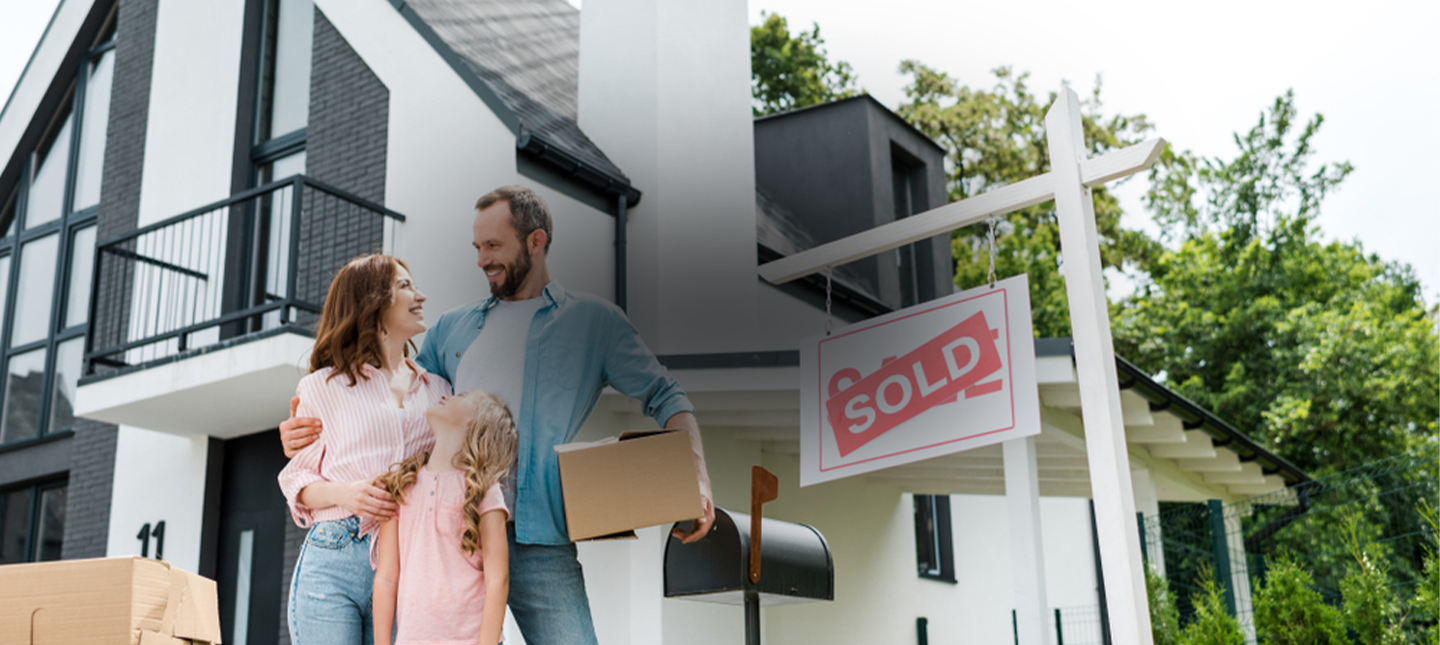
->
xmin=825 ymin=311 xmax=1002 ymax=456
xmin=800 ymin=274 xmax=1041 ymax=486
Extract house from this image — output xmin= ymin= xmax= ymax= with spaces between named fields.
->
xmin=0 ymin=0 xmax=1308 ymax=643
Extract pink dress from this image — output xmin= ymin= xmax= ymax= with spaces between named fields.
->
xmin=395 ymin=470 xmax=509 ymax=645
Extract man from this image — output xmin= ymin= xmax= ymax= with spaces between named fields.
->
xmin=280 ymin=185 xmax=715 ymax=644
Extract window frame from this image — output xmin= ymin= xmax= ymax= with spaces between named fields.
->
xmin=0 ymin=24 xmax=114 ymax=450
xmin=0 ymin=477 xmax=69 ymax=564
xmin=913 ymin=493 xmax=957 ymax=583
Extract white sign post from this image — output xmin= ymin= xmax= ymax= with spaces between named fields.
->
xmin=800 ymin=274 xmax=1040 ymax=486
xmin=760 ymin=87 xmax=1164 ymax=645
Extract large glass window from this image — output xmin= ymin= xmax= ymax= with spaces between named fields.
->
xmin=0 ymin=481 xmax=67 ymax=564
xmin=254 ymin=0 xmax=313 ymax=143
xmin=248 ymin=0 xmax=311 ymax=333
xmin=2 ymin=349 xmax=47 ymax=444
xmin=0 ymin=20 xmax=113 ymax=449
xmin=13 ymin=233 xmax=59 ymax=347
xmin=73 ymin=50 xmax=115 ymax=211
xmin=64 ymin=226 xmax=97 ymax=329
xmin=25 ymin=105 xmax=73 ymax=229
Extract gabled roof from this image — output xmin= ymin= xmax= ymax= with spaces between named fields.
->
xmin=390 ymin=0 xmax=634 ymax=197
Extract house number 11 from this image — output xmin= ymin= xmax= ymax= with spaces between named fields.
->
xmin=137 ymin=521 xmax=166 ymax=560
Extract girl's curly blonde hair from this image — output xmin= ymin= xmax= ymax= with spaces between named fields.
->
xmin=377 ymin=390 xmax=518 ymax=554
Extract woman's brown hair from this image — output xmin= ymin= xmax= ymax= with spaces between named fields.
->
xmin=377 ymin=391 xmax=519 ymax=554
xmin=310 ymin=254 xmax=413 ymax=386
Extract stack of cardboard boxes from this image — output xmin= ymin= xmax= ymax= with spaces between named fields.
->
xmin=0 ymin=556 xmax=222 ymax=645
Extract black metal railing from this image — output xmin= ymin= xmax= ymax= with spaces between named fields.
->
xmin=84 ymin=175 xmax=404 ymax=376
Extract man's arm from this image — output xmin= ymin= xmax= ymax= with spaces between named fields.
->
xmin=595 ymin=303 xmax=714 ymax=541
xmin=664 ymin=411 xmax=715 ymax=543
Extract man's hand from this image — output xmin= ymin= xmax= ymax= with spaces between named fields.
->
xmin=280 ymin=396 xmax=322 ymax=458
xmin=672 ymin=494 xmax=715 ymax=544
xmin=339 ymin=480 xmax=398 ymax=521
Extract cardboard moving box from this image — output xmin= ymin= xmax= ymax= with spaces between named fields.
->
xmin=556 ymin=429 xmax=703 ymax=541
xmin=0 ymin=556 xmax=222 ymax=645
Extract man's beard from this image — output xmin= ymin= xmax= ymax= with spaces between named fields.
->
xmin=487 ymin=248 xmax=534 ymax=300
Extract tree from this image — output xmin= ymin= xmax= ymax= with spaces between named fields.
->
xmin=1146 ymin=565 xmax=1182 ymax=645
xmin=1176 ymin=567 xmax=1245 ymax=645
xmin=1252 ymin=555 xmax=1347 ymax=645
xmin=750 ymin=12 xmax=858 ymax=116
xmin=1417 ymin=501 xmax=1440 ymax=645
xmin=1114 ymin=92 xmax=1439 ymax=474
xmin=894 ymin=63 xmax=1162 ymax=337
xmin=1340 ymin=547 xmax=1408 ymax=645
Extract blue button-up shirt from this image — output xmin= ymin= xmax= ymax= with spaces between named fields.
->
xmin=415 ymin=281 xmax=694 ymax=545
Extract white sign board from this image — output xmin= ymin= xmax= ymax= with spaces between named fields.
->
xmin=800 ymin=274 xmax=1040 ymax=486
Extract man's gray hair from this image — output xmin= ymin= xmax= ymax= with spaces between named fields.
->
xmin=475 ymin=185 xmax=553 ymax=252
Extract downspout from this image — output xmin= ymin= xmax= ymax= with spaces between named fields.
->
xmin=615 ymin=193 xmax=627 ymax=312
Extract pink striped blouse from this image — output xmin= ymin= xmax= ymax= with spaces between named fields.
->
xmin=277 ymin=361 xmax=452 ymax=544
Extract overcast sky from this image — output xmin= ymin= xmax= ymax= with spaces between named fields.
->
xmin=5 ymin=0 xmax=1436 ymax=300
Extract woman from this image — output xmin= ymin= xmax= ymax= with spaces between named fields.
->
xmin=278 ymin=254 xmax=451 ymax=645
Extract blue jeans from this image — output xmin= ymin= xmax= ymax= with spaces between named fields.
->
xmin=507 ymin=524 xmax=598 ymax=645
xmin=288 ymin=517 xmax=375 ymax=645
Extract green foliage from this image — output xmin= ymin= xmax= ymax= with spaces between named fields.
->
xmin=1252 ymin=555 xmax=1346 ymax=645
xmin=1416 ymin=501 xmax=1440 ymax=645
xmin=1114 ymin=91 xmax=1439 ymax=474
xmin=1147 ymin=565 xmax=1182 ymax=645
xmin=894 ymin=63 xmax=1160 ymax=337
xmin=749 ymin=12 xmax=858 ymax=116
xmin=1176 ymin=567 xmax=1245 ymax=645
xmin=1340 ymin=519 xmax=1408 ymax=645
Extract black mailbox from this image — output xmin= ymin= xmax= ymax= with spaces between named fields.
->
xmin=663 ymin=507 xmax=833 ymax=606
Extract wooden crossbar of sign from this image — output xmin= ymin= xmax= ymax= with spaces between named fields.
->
xmin=756 ymin=138 xmax=1165 ymax=286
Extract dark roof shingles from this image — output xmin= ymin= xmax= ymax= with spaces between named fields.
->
xmin=404 ymin=0 xmax=628 ymax=180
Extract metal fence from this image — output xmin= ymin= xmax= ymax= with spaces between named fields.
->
xmin=1009 ymin=606 xmax=1109 ymax=645
xmin=1142 ymin=442 xmax=1439 ymax=639
xmin=85 ymin=175 xmax=403 ymax=375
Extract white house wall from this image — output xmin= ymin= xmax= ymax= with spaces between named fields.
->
xmin=578 ymin=0 xmax=758 ymax=356
xmin=751 ymin=281 xmax=845 ymax=352
xmin=314 ymin=0 xmax=614 ymax=321
xmin=106 ymin=0 xmax=248 ymax=572
xmin=136 ymin=0 xmax=246 ymax=226
xmin=105 ymin=425 xmax=209 ymax=571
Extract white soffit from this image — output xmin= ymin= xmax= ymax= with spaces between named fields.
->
xmin=0 ymin=0 xmax=91 ymax=167
xmin=74 ymin=332 xmax=313 ymax=438
xmin=604 ymin=353 xmax=1287 ymax=500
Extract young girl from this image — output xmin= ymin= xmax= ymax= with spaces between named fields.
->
xmin=373 ymin=390 xmax=518 ymax=645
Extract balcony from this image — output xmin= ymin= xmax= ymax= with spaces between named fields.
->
xmin=74 ymin=176 xmax=404 ymax=437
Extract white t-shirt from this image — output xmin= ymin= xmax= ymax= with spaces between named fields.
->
xmin=453 ymin=295 xmax=545 ymax=515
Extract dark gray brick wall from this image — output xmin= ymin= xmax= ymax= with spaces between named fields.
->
xmin=63 ymin=0 xmax=161 ymax=561
xmin=306 ymin=10 xmax=387 ymax=204
xmin=60 ymin=419 xmax=118 ymax=558
xmin=294 ymin=9 xmax=389 ymax=324
xmin=97 ymin=0 xmax=157 ymax=240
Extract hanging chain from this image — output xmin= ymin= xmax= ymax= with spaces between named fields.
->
xmin=824 ymin=269 xmax=834 ymax=336
xmin=986 ymin=216 xmax=999 ymax=288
